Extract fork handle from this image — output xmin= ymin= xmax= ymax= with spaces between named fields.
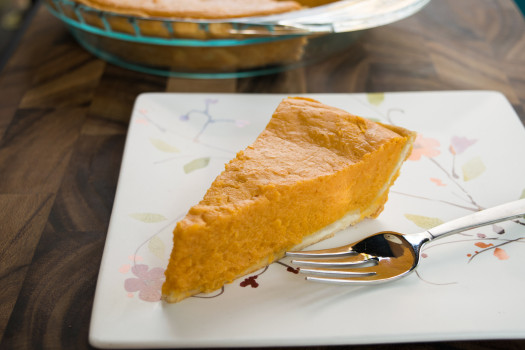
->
xmin=426 ymin=199 xmax=525 ymax=241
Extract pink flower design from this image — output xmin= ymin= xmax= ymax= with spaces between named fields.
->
xmin=409 ymin=134 xmax=440 ymax=161
xmin=449 ymin=136 xmax=476 ymax=155
xmin=494 ymin=247 xmax=509 ymax=260
xmin=124 ymin=264 xmax=165 ymax=302
xmin=430 ymin=177 xmax=446 ymax=186
xmin=235 ymin=120 xmax=250 ymax=128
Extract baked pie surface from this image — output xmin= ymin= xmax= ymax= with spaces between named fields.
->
xmin=73 ymin=0 xmax=303 ymax=18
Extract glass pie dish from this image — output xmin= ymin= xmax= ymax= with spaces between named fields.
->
xmin=44 ymin=0 xmax=430 ymax=78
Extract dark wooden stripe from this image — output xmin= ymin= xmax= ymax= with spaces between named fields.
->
xmin=0 ymin=193 xmax=55 ymax=341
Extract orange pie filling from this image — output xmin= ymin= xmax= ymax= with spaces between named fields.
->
xmin=162 ymin=97 xmax=415 ymax=303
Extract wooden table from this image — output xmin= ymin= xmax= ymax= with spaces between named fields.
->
xmin=1 ymin=0 xmax=524 ymax=349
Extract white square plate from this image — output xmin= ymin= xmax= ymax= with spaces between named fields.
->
xmin=90 ymin=91 xmax=525 ymax=348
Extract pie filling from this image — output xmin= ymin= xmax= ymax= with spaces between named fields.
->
xmin=162 ymin=97 xmax=416 ymax=303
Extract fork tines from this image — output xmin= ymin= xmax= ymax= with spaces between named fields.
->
xmin=286 ymin=245 xmax=378 ymax=280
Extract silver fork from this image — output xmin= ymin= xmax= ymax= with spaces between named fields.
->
xmin=286 ymin=199 xmax=525 ymax=285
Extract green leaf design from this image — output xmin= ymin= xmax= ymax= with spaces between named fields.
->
xmin=462 ymin=156 xmax=486 ymax=181
xmin=184 ymin=157 xmax=210 ymax=174
xmin=150 ymin=138 xmax=179 ymax=153
xmin=367 ymin=93 xmax=385 ymax=106
xmin=404 ymin=214 xmax=444 ymax=229
xmin=130 ymin=213 xmax=167 ymax=223
xmin=366 ymin=117 xmax=382 ymax=123
xmin=148 ymin=236 xmax=166 ymax=260
xmin=520 ymin=189 xmax=525 ymax=199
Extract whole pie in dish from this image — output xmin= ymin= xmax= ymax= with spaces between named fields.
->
xmin=162 ymin=97 xmax=416 ymax=303
xmin=55 ymin=0 xmax=342 ymax=73
xmin=59 ymin=0 xmax=317 ymax=73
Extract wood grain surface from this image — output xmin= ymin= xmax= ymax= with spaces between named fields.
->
xmin=0 ymin=0 xmax=524 ymax=349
